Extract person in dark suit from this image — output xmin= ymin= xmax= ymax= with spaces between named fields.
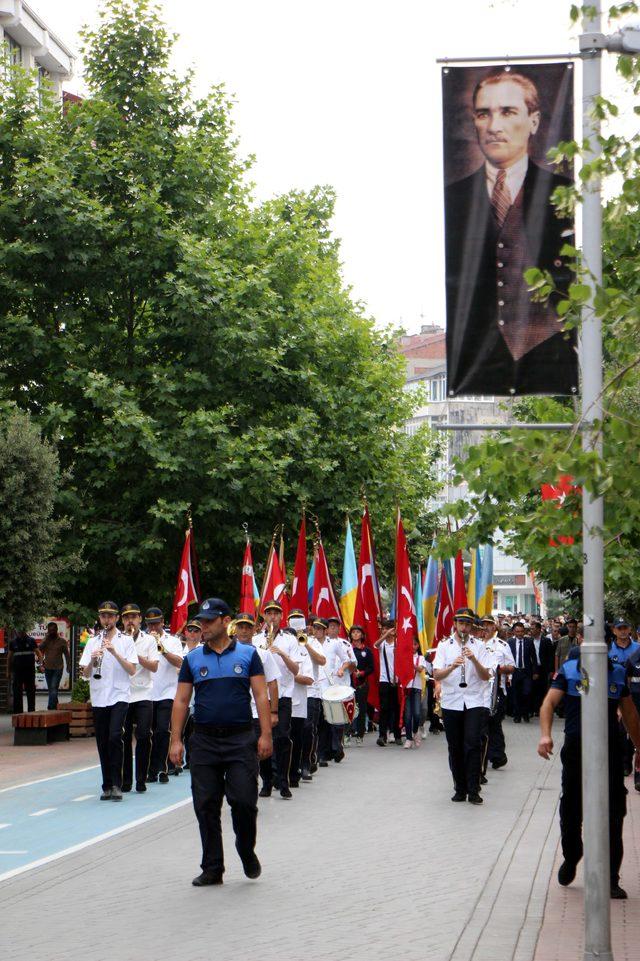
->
xmin=444 ymin=69 xmax=577 ymax=396
xmin=508 ymin=622 xmax=536 ymax=722
xmin=530 ymin=619 xmax=555 ymax=716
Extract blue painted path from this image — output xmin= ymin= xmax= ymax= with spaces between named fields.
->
xmin=0 ymin=766 xmax=192 ymax=881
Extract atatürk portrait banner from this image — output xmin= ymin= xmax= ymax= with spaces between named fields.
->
xmin=442 ymin=63 xmax=577 ymax=397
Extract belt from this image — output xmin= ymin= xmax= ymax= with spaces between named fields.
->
xmin=194 ymin=722 xmax=253 ymax=736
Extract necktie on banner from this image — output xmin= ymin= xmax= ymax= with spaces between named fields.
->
xmin=289 ymin=513 xmax=309 ymax=615
xmin=170 ymin=527 xmax=199 ymax=635
xmin=339 ymin=518 xmax=358 ymax=633
xmin=491 ymin=169 xmax=512 ymax=227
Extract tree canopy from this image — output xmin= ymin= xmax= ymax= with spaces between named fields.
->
xmin=0 ymin=0 xmax=439 ymax=622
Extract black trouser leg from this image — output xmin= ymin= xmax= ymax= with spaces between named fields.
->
xmin=122 ymin=705 xmax=135 ymax=787
xmin=273 ymin=696 xmax=292 ymax=789
xmin=442 ymin=709 xmax=467 ymax=795
xmin=481 ymin=708 xmax=490 ymax=775
xmin=150 ymin=698 xmax=173 ymax=776
xmin=462 ymin=707 xmax=484 ymax=796
xmin=318 ymin=704 xmax=333 ymax=761
xmin=133 ymin=700 xmax=152 ymax=784
xmin=92 ymin=706 xmax=114 ymax=790
xmin=290 ymin=716 xmax=305 ymax=783
xmin=107 ymin=702 xmax=128 ymax=789
xmin=332 ymin=723 xmax=345 ymax=756
xmin=559 ymin=739 xmax=583 ymax=867
xmin=183 ymin=713 xmax=194 ymax=765
xmin=24 ymin=672 xmax=36 ymax=712
xmin=12 ymin=674 xmax=24 ymax=714
xmin=354 ymin=684 xmax=368 ymax=737
xmin=253 ymin=718 xmax=272 ymax=789
xmin=302 ymin=697 xmax=321 ymax=771
xmin=190 ymin=743 xmax=227 ymax=876
xmin=487 ymin=692 xmax=507 ymax=763
xmin=609 ymin=760 xmax=626 ymax=886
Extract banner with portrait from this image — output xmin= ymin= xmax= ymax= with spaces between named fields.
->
xmin=442 ymin=62 xmax=577 ymax=397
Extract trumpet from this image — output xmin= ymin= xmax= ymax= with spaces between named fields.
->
xmin=149 ymin=628 xmax=166 ymax=655
xmin=265 ymin=622 xmax=276 ymax=649
xmin=227 ymin=618 xmax=238 ymax=638
xmin=296 ymin=630 xmax=308 ymax=646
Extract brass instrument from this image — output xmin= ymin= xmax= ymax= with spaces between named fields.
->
xmin=459 ymin=637 xmax=468 ymax=688
xmin=227 ymin=618 xmax=238 ymax=638
xmin=93 ymin=630 xmax=107 ymax=679
xmin=265 ymin=622 xmax=276 ymax=649
xmin=149 ymin=627 xmax=166 ymax=655
xmin=296 ymin=630 xmax=308 ymax=646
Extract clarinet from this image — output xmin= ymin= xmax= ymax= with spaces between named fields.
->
xmin=459 ymin=637 xmax=468 ymax=688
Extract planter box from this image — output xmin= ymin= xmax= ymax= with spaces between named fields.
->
xmin=68 ymin=700 xmax=94 ymax=737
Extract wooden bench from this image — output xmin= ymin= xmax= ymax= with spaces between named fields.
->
xmin=12 ymin=710 xmax=72 ymax=745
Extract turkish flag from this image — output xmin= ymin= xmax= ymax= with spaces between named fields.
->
xmin=260 ymin=543 xmax=288 ymax=615
xmin=541 ymin=474 xmax=578 ymax=546
xmin=434 ymin=567 xmax=454 ymax=645
xmin=394 ymin=511 xmax=417 ymax=688
xmin=289 ymin=515 xmax=309 ymax=614
xmin=453 ymin=550 xmax=468 ymax=612
xmin=239 ymin=540 xmax=257 ymax=616
xmin=353 ymin=506 xmax=382 ymax=709
xmin=311 ymin=540 xmax=341 ymax=622
xmin=170 ymin=528 xmax=199 ymax=635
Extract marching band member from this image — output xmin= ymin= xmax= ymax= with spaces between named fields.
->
xmin=253 ymin=600 xmax=300 ymax=799
xmin=121 ymin=603 xmax=159 ymax=793
xmin=290 ymin=637 xmax=314 ymax=787
xmin=480 ymin=615 xmax=515 ymax=774
xmin=237 ymin=613 xmax=280 ymax=795
xmin=146 ymin=606 xmax=184 ymax=784
xmin=79 ymin=601 xmax=138 ymax=801
xmin=374 ymin=623 xmax=402 ymax=746
xmin=433 ymin=608 xmax=492 ymax=804
xmin=313 ymin=618 xmax=345 ymax=766
xmin=326 ymin=616 xmax=356 ymax=758
xmin=300 ymin=615 xmax=327 ymax=779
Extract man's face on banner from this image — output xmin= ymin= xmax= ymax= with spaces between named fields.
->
xmin=473 ymin=80 xmax=540 ymax=169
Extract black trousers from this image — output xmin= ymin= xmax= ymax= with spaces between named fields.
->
xmin=486 ymin=690 xmax=508 ymax=767
xmin=12 ymin=671 xmax=36 ymax=713
xmin=290 ymin=716 xmax=305 ymax=784
xmin=92 ymin=702 xmax=129 ymax=791
xmin=351 ymin=683 xmax=369 ymax=737
xmin=302 ymin=696 xmax=322 ymax=772
xmin=530 ymin=674 xmax=549 ymax=715
xmin=378 ymin=682 xmax=400 ymax=740
xmin=122 ymin=699 xmax=153 ymax=787
xmin=559 ymin=736 xmax=626 ymax=884
xmin=149 ymin=698 xmax=173 ymax=776
xmin=511 ymin=670 xmax=531 ymax=720
xmin=190 ymin=727 xmax=258 ymax=876
xmin=442 ymin=706 xmax=485 ymax=797
xmin=272 ymin=696 xmax=292 ymax=789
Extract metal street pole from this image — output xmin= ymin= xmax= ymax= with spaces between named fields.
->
xmin=579 ymin=8 xmax=611 ymax=961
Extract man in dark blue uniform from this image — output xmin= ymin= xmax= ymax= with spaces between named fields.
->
xmin=538 ymin=651 xmax=640 ymax=899
xmin=170 ymin=597 xmax=272 ymax=887
xmin=8 ymin=629 xmax=38 ymax=713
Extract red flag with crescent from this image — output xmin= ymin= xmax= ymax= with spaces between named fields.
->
xmin=260 ymin=542 xmax=288 ymax=615
xmin=289 ymin=514 xmax=309 ymax=615
xmin=395 ymin=511 xmax=417 ymax=688
xmin=434 ymin=567 xmax=453 ymax=645
xmin=541 ymin=474 xmax=578 ymax=546
xmin=353 ymin=506 xmax=382 ymax=709
xmin=240 ymin=539 xmax=257 ymax=615
xmin=170 ymin=528 xmax=199 ymax=635
xmin=311 ymin=540 xmax=341 ymax=622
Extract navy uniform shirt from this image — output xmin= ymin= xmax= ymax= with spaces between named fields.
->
xmin=551 ymin=656 xmax=629 ymax=740
xmin=178 ymin=639 xmax=264 ymax=726
xmin=608 ymin=639 xmax=640 ymax=667
xmin=352 ymin=646 xmax=374 ymax=687
xmin=9 ymin=634 xmax=38 ymax=672
xmin=625 ymin=647 xmax=640 ymax=705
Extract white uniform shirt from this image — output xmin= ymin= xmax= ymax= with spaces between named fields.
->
xmin=253 ymin=630 xmax=300 ymax=699
xmin=292 ymin=648 xmax=314 ymax=719
xmin=251 ymin=647 xmax=280 ymax=719
xmin=330 ymin=638 xmax=356 ymax=686
xmin=79 ymin=631 xmax=138 ymax=708
xmin=306 ymin=637 xmax=326 ymax=698
xmin=405 ymin=653 xmax=427 ymax=690
xmin=484 ymin=635 xmax=516 ymax=701
xmin=378 ymin=641 xmax=396 ymax=683
xmin=128 ymin=631 xmax=159 ymax=703
xmin=432 ymin=634 xmax=492 ymax=710
xmin=316 ymin=637 xmax=343 ymax=693
xmin=151 ymin=632 xmax=183 ymax=702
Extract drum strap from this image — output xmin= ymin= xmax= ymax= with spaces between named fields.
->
xmin=382 ymin=646 xmax=393 ymax=685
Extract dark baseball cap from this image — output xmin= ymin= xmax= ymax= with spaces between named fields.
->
xmin=194 ymin=598 xmax=232 ymax=620
xmin=98 ymin=601 xmax=119 ymax=615
xmin=121 ymin=603 xmax=141 ymax=617
xmin=145 ymin=606 xmax=164 ymax=623
xmin=613 ymin=617 xmax=631 ymax=628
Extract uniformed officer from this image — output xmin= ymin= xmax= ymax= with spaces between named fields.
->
xmin=78 ymin=602 xmax=138 ymax=801
xmin=608 ymin=617 xmax=640 ymax=777
xmin=253 ymin=600 xmax=300 ymax=799
xmin=169 ymin=597 xmax=272 ymax=886
xmin=538 ymin=649 xmax=640 ymax=899
xmin=7 ymin=629 xmax=38 ymax=714
xmin=432 ymin=608 xmax=492 ymax=804
xmin=480 ymin=615 xmax=515 ymax=773
xmin=121 ymin=603 xmax=159 ymax=793
xmin=146 ymin=606 xmax=184 ymax=783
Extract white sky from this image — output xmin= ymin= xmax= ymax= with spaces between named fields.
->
xmin=33 ymin=1 xmax=631 ymax=333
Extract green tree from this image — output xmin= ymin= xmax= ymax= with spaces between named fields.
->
xmin=0 ymin=0 xmax=440 ymax=614
xmin=0 ymin=409 xmax=74 ymax=629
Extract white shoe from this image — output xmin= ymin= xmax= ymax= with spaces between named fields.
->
xmin=414 ymin=734 xmax=422 ymax=748
xmin=404 ymin=740 xmax=413 ymax=750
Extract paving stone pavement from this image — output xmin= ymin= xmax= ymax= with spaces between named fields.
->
xmin=2 ymin=721 xmax=561 ymax=961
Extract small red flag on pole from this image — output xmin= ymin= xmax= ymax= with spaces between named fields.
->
xmin=170 ymin=527 xmax=199 ymax=635
xmin=394 ymin=510 xmax=417 ymax=688
xmin=290 ymin=513 xmax=309 ymax=615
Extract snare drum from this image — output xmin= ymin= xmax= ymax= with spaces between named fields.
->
xmin=321 ymin=685 xmax=358 ymax=725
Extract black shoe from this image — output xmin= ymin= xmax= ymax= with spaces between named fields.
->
xmin=192 ymin=872 xmax=223 ymax=887
xmin=159 ymin=772 xmax=170 ymax=784
xmin=183 ymin=762 xmax=190 ymax=770
xmin=136 ymin=782 xmax=147 ymax=793
xmin=289 ymin=780 xmax=300 ymax=788
xmin=491 ymin=757 xmax=508 ymax=770
xmin=100 ymin=788 xmax=112 ymax=801
xmin=557 ymin=861 xmax=577 ymax=886
xmin=280 ymin=787 xmax=292 ymax=799
xmin=310 ymin=763 xmax=318 ymax=774
xmin=111 ymin=786 xmax=123 ymax=802
xmin=301 ymin=770 xmax=312 ymax=781
xmin=480 ymin=775 xmax=488 ymax=785
xmin=319 ymin=760 xmax=329 ymax=767
xmin=376 ymin=738 xmax=386 ymax=747
xmin=171 ymin=766 xmax=182 ymax=776
xmin=611 ymin=884 xmax=628 ymax=900
xmin=523 ymin=716 xmax=530 ymax=723
xmin=468 ymin=794 xmax=483 ymax=805
xmin=451 ymin=792 xmax=467 ymax=802
xmin=259 ymin=786 xmax=272 ymax=798
xmin=242 ymin=855 xmax=262 ymax=880
xmin=121 ymin=783 xmax=132 ymax=793
xmin=635 ymin=776 xmax=640 ymax=793
xmin=334 ymin=751 xmax=344 ymax=763
xmin=146 ymin=774 xmax=158 ymax=783
xmin=513 ymin=717 xmax=521 ymax=724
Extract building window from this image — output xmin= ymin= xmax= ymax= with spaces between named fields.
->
xmin=37 ymin=65 xmax=50 ymax=105
xmin=5 ymin=35 xmax=22 ymax=66
xmin=429 ymin=372 xmax=446 ymax=402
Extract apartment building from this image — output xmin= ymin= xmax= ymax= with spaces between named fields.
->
xmin=0 ymin=0 xmax=74 ymax=99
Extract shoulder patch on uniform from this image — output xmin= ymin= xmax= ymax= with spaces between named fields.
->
xmin=233 ymin=662 xmax=243 ymax=675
